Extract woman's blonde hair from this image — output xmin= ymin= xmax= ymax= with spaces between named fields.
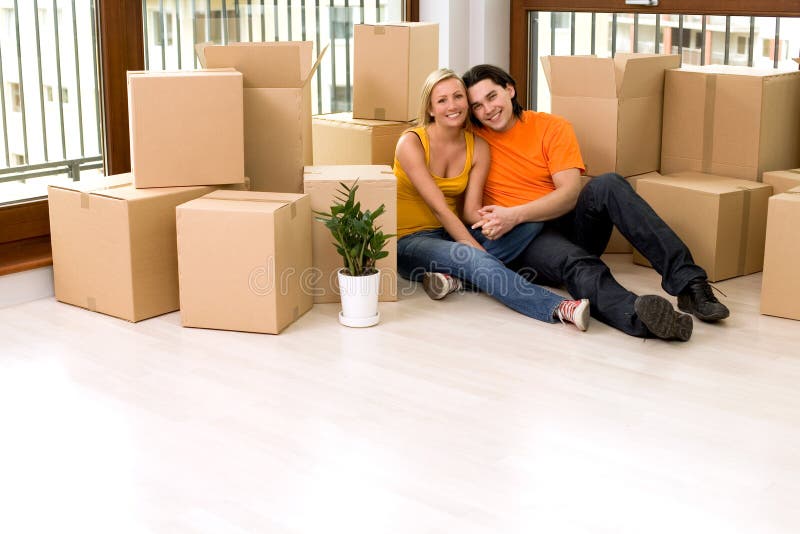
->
xmin=415 ymin=68 xmax=467 ymax=127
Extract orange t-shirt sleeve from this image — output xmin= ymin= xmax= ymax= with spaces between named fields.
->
xmin=543 ymin=117 xmax=585 ymax=176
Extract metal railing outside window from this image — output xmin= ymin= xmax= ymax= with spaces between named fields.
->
xmin=140 ymin=0 xmax=405 ymax=116
xmin=0 ymin=0 xmax=104 ymax=206
xmin=527 ymin=12 xmax=800 ymax=112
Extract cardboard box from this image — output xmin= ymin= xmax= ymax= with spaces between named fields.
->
xmin=127 ymin=70 xmax=245 ymax=189
xmin=541 ymin=53 xmax=680 ymax=177
xmin=353 ymin=22 xmax=439 ymax=122
xmin=762 ymin=168 xmax=800 ymax=196
xmin=304 ymin=165 xmax=397 ymax=303
xmin=198 ymin=42 xmax=326 ymax=193
xmin=661 ymin=65 xmax=800 ymax=181
xmin=48 ymin=175 xmax=222 ymax=322
xmin=761 ymin=187 xmax=800 ymax=320
xmin=633 ymin=172 xmax=772 ymax=281
xmin=176 ymin=190 xmax=313 ymax=334
xmin=313 ymin=112 xmax=409 ymax=166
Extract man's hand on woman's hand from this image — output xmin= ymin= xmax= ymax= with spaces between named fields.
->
xmin=471 ymin=205 xmax=518 ymax=240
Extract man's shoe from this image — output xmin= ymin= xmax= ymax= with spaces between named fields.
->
xmin=677 ymin=278 xmax=730 ymax=322
xmin=423 ymin=272 xmax=463 ymax=300
xmin=555 ymin=299 xmax=590 ymax=331
xmin=634 ymin=295 xmax=693 ymax=342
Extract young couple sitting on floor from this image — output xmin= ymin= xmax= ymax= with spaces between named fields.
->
xmin=393 ymin=66 xmax=729 ymax=341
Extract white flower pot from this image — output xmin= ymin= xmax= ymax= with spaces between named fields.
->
xmin=337 ymin=269 xmax=380 ymax=327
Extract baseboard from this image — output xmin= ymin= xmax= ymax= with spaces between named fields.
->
xmin=0 ymin=266 xmax=55 ymax=308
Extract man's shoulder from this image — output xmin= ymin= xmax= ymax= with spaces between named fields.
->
xmin=522 ymin=110 xmax=570 ymax=128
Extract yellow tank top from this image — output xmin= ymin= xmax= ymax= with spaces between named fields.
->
xmin=394 ymin=127 xmax=475 ymax=238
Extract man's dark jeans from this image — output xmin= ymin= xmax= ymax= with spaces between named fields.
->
xmin=509 ymin=173 xmax=706 ymax=337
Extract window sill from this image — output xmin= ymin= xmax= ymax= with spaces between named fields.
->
xmin=0 ymin=236 xmax=53 ymax=276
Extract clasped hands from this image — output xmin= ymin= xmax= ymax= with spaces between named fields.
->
xmin=471 ymin=205 xmax=517 ymax=241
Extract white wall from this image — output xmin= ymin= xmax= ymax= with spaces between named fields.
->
xmin=0 ymin=267 xmax=54 ymax=308
xmin=419 ymin=0 xmax=510 ymax=74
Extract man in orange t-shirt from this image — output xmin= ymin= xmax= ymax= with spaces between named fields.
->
xmin=463 ymin=64 xmax=729 ymax=341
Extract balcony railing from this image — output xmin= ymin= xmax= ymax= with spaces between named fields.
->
xmin=0 ymin=0 xmax=104 ymax=204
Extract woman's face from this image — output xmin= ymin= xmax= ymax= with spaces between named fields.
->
xmin=428 ymin=78 xmax=468 ymax=127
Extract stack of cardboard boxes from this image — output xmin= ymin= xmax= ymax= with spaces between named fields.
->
xmin=48 ymin=23 xmax=440 ymax=333
xmin=544 ymin=55 xmax=800 ymax=319
xmin=304 ymin=22 xmax=438 ymax=304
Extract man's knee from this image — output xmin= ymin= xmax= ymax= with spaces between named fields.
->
xmin=586 ymin=172 xmax=626 ymax=194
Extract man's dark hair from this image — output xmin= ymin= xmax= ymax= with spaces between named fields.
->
xmin=462 ymin=64 xmax=524 ymax=128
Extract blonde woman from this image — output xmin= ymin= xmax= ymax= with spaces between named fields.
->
xmin=394 ymin=68 xmax=590 ymax=330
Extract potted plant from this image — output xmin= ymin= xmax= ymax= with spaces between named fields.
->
xmin=314 ymin=181 xmax=393 ymax=327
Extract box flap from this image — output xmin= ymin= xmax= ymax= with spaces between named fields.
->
xmin=303 ymin=165 xmax=395 ymax=182
xmin=542 ymin=56 xmax=616 ymax=98
xmin=48 ymin=174 xmax=133 ymax=194
xmin=615 ymin=54 xmax=680 ymax=98
xmin=200 ymin=41 xmax=323 ymax=88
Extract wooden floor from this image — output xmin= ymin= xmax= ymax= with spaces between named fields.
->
xmin=1 ymin=255 xmax=799 ymax=534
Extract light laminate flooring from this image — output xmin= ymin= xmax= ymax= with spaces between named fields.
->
xmin=1 ymin=254 xmax=799 ymax=534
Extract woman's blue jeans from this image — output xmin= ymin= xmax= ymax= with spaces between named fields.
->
xmin=397 ymin=224 xmax=565 ymax=324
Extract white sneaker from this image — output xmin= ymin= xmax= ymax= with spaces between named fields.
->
xmin=422 ymin=272 xmax=463 ymax=300
xmin=555 ymin=299 xmax=590 ymax=331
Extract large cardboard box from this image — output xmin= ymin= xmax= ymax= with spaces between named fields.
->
xmin=48 ymin=175 xmax=221 ymax=322
xmin=541 ymin=53 xmax=680 ymax=177
xmin=176 ymin=190 xmax=313 ymax=334
xmin=633 ymin=172 xmax=772 ymax=281
xmin=661 ymin=66 xmax=800 ymax=181
xmin=127 ymin=70 xmax=245 ymax=189
xmin=313 ymin=112 xmax=409 ymax=166
xmin=761 ymin=187 xmax=800 ymax=320
xmin=353 ymin=22 xmax=439 ymax=122
xmin=304 ymin=165 xmax=397 ymax=303
xmin=762 ymin=169 xmax=800 ymax=196
xmin=198 ymin=42 xmax=326 ymax=193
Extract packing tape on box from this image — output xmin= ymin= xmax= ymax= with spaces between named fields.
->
xmin=80 ymin=182 xmax=131 ymax=209
xmin=86 ymin=297 xmax=96 ymax=312
xmin=374 ymin=108 xmax=386 ymax=120
xmin=737 ymin=187 xmax=751 ymax=276
xmin=373 ymin=26 xmax=386 ymax=35
xmin=701 ymin=75 xmax=717 ymax=174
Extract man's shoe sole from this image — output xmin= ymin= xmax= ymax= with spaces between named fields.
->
xmin=677 ymin=295 xmax=730 ymax=322
xmin=635 ymin=295 xmax=693 ymax=342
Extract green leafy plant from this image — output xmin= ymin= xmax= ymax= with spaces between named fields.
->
xmin=314 ymin=181 xmax=394 ymax=277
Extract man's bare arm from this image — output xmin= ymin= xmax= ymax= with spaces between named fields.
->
xmin=472 ymin=168 xmax=583 ymax=239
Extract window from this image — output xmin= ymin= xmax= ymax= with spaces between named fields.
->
xmin=552 ymin=12 xmax=571 ymax=29
xmin=331 ymin=85 xmax=349 ymax=112
xmin=11 ymin=153 xmax=26 ymax=166
xmin=331 ymin=7 xmax=353 ymax=39
xmin=61 ymin=88 xmax=69 ymax=104
xmin=694 ymin=32 xmax=703 ymax=49
xmin=44 ymin=85 xmax=54 ymax=102
xmin=194 ymin=10 xmax=237 ymax=44
xmin=151 ymin=11 xmax=174 ymax=46
xmin=762 ymin=39 xmax=772 ymax=58
xmin=9 ymin=82 xmax=21 ymax=112
xmin=1 ymin=7 xmax=13 ymax=36
xmin=736 ymin=36 xmax=747 ymax=55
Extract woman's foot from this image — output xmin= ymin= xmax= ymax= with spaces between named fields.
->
xmin=423 ymin=272 xmax=463 ymax=300
xmin=555 ymin=299 xmax=590 ymax=331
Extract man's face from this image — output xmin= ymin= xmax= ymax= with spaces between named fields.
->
xmin=467 ymin=79 xmax=517 ymax=133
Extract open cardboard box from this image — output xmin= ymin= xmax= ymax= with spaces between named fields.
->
xmin=541 ymin=53 xmax=679 ymax=177
xmin=197 ymin=41 xmax=328 ymax=193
